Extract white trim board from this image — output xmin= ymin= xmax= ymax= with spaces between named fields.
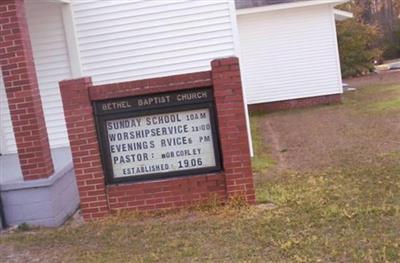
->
xmin=331 ymin=7 xmax=344 ymax=94
xmin=228 ymin=0 xmax=254 ymax=156
xmin=334 ymin=9 xmax=353 ymax=21
xmin=61 ymin=2 xmax=83 ymax=78
xmin=47 ymin=0 xmax=71 ymax=4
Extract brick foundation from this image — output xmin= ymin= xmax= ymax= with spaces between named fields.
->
xmin=60 ymin=57 xmax=255 ymax=221
xmin=0 ymin=0 xmax=54 ymax=180
xmin=248 ymin=94 xmax=342 ymax=113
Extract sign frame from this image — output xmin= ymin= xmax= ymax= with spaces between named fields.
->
xmin=93 ymin=88 xmax=222 ymax=185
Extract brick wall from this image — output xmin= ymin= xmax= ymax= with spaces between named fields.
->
xmin=59 ymin=78 xmax=109 ymax=220
xmin=60 ymin=57 xmax=255 ymax=220
xmin=211 ymin=58 xmax=255 ymax=203
xmin=0 ymin=0 xmax=54 ymax=180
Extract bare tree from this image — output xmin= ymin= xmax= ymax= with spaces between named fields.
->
xmin=341 ymin=0 xmax=400 ymax=58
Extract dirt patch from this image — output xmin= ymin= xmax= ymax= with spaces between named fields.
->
xmin=0 ymin=244 xmax=69 ymax=263
xmin=345 ymin=70 xmax=400 ymax=88
xmin=257 ymin=83 xmax=400 ymax=175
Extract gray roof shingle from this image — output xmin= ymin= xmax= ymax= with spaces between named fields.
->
xmin=235 ymin=0 xmax=310 ymax=9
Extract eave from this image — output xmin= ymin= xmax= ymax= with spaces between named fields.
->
xmin=236 ymin=0 xmax=348 ymax=16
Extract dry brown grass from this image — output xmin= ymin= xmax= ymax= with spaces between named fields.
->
xmin=1 ymin=81 xmax=400 ymax=262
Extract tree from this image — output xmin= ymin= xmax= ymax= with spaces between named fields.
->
xmin=337 ymin=19 xmax=382 ymax=78
xmin=338 ymin=0 xmax=400 ymax=59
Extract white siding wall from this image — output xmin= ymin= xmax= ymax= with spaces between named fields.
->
xmin=24 ymin=1 xmax=72 ymax=152
xmin=1 ymin=0 xmax=237 ymax=154
xmin=71 ymin=0 xmax=237 ymax=85
xmin=0 ymin=72 xmax=17 ymax=154
xmin=237 ymin=5 xmax=343 ymax=104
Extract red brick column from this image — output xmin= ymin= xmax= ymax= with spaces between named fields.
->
xmin=211 ymin=57 xmax=256 ymax=204
xmin=59 ymin=78 xmax=110 ymax=220
xmin=0 ymin=0 xmax=54 ymax=180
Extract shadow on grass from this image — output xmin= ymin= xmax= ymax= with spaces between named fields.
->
xmin=250 ymin=112 xmax=275 ymax=176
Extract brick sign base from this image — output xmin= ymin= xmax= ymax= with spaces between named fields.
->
xmin=60 ymin=57 xmax=255 ymax=221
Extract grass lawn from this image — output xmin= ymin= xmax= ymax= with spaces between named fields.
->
xmin=1 ymin=82 xmax=400 ymax=262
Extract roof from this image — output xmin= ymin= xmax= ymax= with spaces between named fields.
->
xmin=235 ymin=0 xmax=309 ymax=9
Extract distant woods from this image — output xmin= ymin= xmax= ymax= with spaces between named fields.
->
xmin=337 ymin=0 xmax=400 ymax=77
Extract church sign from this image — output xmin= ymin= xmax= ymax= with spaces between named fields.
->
xmin=94 ymin=88 xmax=221 ymax=184
xmin=60 ymin=57 xmax=256 ymax=219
